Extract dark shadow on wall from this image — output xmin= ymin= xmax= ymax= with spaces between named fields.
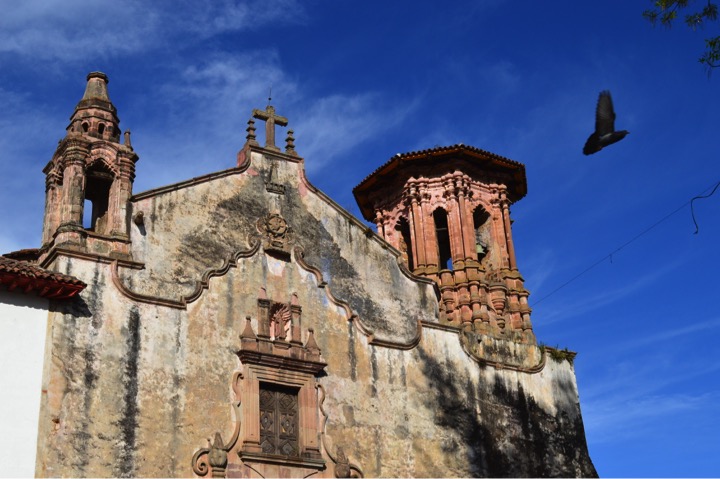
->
xmin=49 ymin=294 xmax=93 ymax=318
xmin=415 ymin=346 xmax=597 ymax=478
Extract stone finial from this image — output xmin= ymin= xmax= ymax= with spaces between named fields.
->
xmin=246 ymin=118 xmax=258 ymax=145
xmin=304 ymin=328 xmax=320 ymax=353
xmin=124 ymin=130 xmax=133 ymax=149
xmin=285 ymin=129 xmax=297 ymax=155
xmin=240 ymin=316 xmax=257 ymax=340
xmin=208 ymin=432 xmax=228 ymax=475
xmin=82 ymin=72 xmax=111 ymax=101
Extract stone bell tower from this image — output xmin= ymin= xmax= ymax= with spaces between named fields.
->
xmin=353 ymin=144 xmax=535 ymax=344
xmin=40 ymin=72 xmax=138 ymax=262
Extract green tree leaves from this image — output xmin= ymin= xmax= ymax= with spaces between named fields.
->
xmin=644 ymin=0 xmax=720 ymax=69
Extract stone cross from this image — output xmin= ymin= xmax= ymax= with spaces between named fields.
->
xmin=252 ymin=105 xmax=288 ymax=150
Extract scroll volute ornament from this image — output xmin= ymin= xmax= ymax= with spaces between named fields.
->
xmin=191 ymin=404 xmax=242 ymax=479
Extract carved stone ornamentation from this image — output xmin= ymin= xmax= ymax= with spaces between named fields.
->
xmin=191 ymin=404 xmax=242 ymax=479
xmin=334 ymin=446 xmax=351 ymax=478
xmin=232 ymin=294 xmax=327 ymax=474
xmin=257 ymin=213 xmax=293 ymax=258
xmin=269 ymin=302 xmax=292 ymax=341
xmin=208 ymin=433 xmax=229 ymax=478
xmin=352 ymin=145 xmax=537 ymax=350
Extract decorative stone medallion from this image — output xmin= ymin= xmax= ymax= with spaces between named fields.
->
xmin=258 ymin=213 xmax=293 ymax=258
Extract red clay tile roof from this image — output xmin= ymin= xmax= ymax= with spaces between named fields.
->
xmin=2 ymin=248 xmax=41 ymax=262
xmin=353 ymin=143 xmax=528 ymax=221
xmin=354 ymin=143 xmax=525 ymax=190
xmin=0 ymin=256 xmax=86 ymax=299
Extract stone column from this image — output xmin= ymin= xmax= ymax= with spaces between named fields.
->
xmin=408 ymin=184 xmax=427 ymax=272
xmin=299 ymin=383 xmax=321 ymax=458
xmin=490 ymin=192 xmax=510 ymax=269
xmin=241 ymin=375 xmax=262 ymax=454
xmin=109 ymin=155 xmax=136 ymax=240
xmin=443 ymin=177 xmax=465 ymax=268
xmin=374 ymin=209 xmax=385 ymax=239
xmin=500 ymin=189 xmax=518 ymax=271
xmin=257 ymin=299 xmax=271 ymax=339
xmin=420 ymin=184 xmax=438 ymax=275
xmin=42 ymin=174 xmax=61 ymax=245
xmin=457 ymin=178 xmax=476 ymax=263
xmin=59 ymin=155 xmax=87 ymax=230
xmin=290 ymin=303 xmax=302 ymax=345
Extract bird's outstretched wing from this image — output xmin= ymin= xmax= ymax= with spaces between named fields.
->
xmin=595 ymin=90 xmax=616 ymax=136
xmin=584 ymin=90 xmax=628 ymax=155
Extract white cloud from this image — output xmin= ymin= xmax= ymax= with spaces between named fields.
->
xmin=580 ymin=354 xmax=720 ymax=444
xmin=533 ymin=258 xmax=683 ymax=325
xmin=0 ymin=0 xmax=304 ymax=61
xmin=126 ymin=53 xmax=293 ymax=190
xmin=611 ymin=317 xmax=720 ymax=353
xmin=0 ymin=1 xmax=155 ymax=60
xmin=584 ymin=392 xmax=717 ymax=443
xmin=0 ymin=87 xmax=60 ymax=253
xmin=127 ymin=53 xmax=417 ymax=190
xmin=518 ymin=248 xmax=556 ymax=295
xmin=293 ymin=93 xmax=418 ymax=173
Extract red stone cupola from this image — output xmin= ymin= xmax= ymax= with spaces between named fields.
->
xmin=40 ymin=72 xmax=138 ymax=262
xmin=353 ymin=144 xmax=535 ymax=343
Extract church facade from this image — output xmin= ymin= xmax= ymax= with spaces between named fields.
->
xmin=17 ymin=72 xmax=596 ymax=477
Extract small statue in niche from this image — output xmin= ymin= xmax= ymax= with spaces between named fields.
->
xmin=269 ymin=303 xmax=292 ymax=341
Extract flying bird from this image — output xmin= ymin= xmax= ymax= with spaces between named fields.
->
xmin=583 ymin=90 xmax=629 ymax=155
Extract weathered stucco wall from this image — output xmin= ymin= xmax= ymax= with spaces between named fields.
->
xmin=124 ymin=149 xmax=436 ymax=344
xmin=36 ymin=147 xmax=595 ymax=477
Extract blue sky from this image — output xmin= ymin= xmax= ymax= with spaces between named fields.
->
xmin=1 ymin=1 xmax=719 ymax=476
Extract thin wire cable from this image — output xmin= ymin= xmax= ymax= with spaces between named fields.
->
xmin=691 ymin=180 xmax=720 ymax=234
xmin=530 ymin=179 xmax=719 ymax=307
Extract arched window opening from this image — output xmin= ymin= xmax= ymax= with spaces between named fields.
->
xmin=433 ymin=208 xmax=452 ymax=270
xmin=473 ymin=206 xmax=492 ymax=261
xmin=97 ymin=123 xmax=105 ymax=136
xmin=82 ymin=122 xmax=89 ymax=133
xmin=84 ymin=163 xmax=113 ymax=233
xmin=396 ymin=217 xmax=414 ymax=271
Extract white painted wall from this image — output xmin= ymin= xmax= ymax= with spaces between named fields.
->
xmin=0 ymin=290 xmax=49 ymax=478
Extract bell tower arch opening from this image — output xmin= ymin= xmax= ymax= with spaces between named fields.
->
xmin=472 ymin=205 xmax=491 ymax=262
xmin=396 ymin=216 xmax=414 ymax=271
xmin=433 ymin=208 xmax=452 ymax=271
xmin=83 ymin=162 xmax=114 ymax=233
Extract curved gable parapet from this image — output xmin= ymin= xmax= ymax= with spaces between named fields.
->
xmin=121 ymin=147 xmax=438 ymax=346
